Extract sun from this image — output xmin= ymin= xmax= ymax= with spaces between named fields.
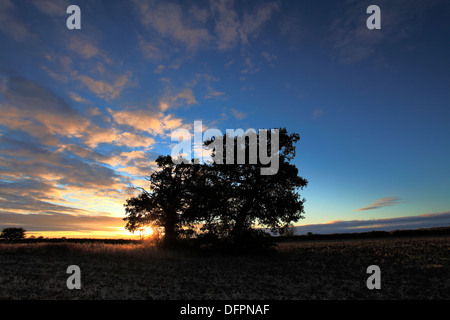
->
xmin=138 ymin=226 xmax=155 ymax=239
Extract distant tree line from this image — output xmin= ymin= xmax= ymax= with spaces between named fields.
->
xmin=123 ymin=128 xmax=308 ymax=250
xmin=0 ymin=227 xmax=27 ymax=242
xmin=275 ymin=226 xmax=450 ymax=242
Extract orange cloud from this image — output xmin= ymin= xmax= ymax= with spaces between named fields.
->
xmin=0 ymin=77 xmax=90 ymax=140
xmin=76 ymin=73 xmax=131 ymax=101
xmin=109 ymin=108 xmax=184 ymax=136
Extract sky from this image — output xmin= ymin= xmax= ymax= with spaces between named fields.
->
xmin=0 ymin=0 xmax=449 ymax=238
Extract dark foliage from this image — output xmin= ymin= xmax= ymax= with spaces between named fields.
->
xmin=275 ymin=226 xmax=450 ymax=242
xmin=0 ymin=227 xmax=27 ymax=242
xmin=123 ymin=128 xmax=308 ymax=251
xmin=197 ymin=128 xmax=308 ymax=237
xmin=123 ymin=155 xmax=197 ymax=247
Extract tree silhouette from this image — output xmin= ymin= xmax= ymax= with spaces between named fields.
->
xmin=123 ymin=128 xmax=307 ymax=250
xmin=123 ymin=155 xmax=196 ymax=247
xmin=197 ymin=127 xmax=308 ymax=239
xmin=1 ymin=227 xmax=27 ymax=242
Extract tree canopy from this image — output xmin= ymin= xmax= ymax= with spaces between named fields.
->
xmin=123 ymin=128 xmax=308 ymax=249
xmin=0 ymin=227 xmax=27 ymax=242
xmin=123 ymin=155 xmax=197 ymax=246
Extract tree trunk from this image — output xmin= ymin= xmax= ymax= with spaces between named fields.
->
xmin=232 ymin=200 xmax=251 ymax=236
xmin=163 ymin=206 xmax=177 ymax=247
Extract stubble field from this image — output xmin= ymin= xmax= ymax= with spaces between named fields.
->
xmin=1 ymin=236 xmax=449 ymax=300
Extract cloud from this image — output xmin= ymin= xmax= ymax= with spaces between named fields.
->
xmin=158 ymin=87 xmax=200 ymax=111
xmin=134 ymin=0 xmax=211 ymax=51
xmin=81 ymin=126 xmax=118 ymax=148
xmin=31 ymin=0 xmax=70 ymax=17
xmin=0 ymin=131 xmax=138 ymax=220
xmin=354 ymin=197 xmax=402 ymax=211
xmin=0 ymin=142 xmax=129 ymax=218
xmin=176 ymin=88 xmax=198 ymax=105
xmin=241 ymin=56 xmax=260 ymax=74
xmin=0 ymin=136 xmax=125 ymax=190
xmin=210 ymin=0 xmax=279 ymax=50
xmin=0 ymin=179 xmax=64 ymax=204
xmin=210 ymin=0 xmax=240 ymax=49
xmin=135 ymin=0 xmax=279 ymax=52
xmin=0 ymin=0 xmax=33 ymax=41
xmin=278 ymin=14 xmax=303 ymax=49
xmin=312 ymin=109 xmax=324 ymax=120
xmin=108 ymin=108 xmax=180 ymax=136
xmin=154 ymin=65 xmax=165 ymax=74
xmin=76 ymin=73 xmax=131 ymax=101
xmin=114 ymin=132 xmax=155 ymax=149
xmin=326 ymin=0 xmax=441 ymax=64
xmin=185 ymin=73 xmax=224 ymax=100
xmin=261 ymin=51 xmax=277 ymax=64
xmin=82 ymin=126 xmax=155 ymax=149
xmin=68 ymin=36 xmax=101 ymax=59
xmin=230 ymin=108 xmax=246 ymax=120
xmin=329 ymin=16 xmax=384 ymax=64
xmin=0 ymin=77 xmax=154 ymax=150
xmin=56 ymin=144 xmax=110 ymax=164
xmin=0 ymin=211 xmax=124 ymax=233
xmin=0 ymin=77 xmax=89 ymax=140
xmin=239 ymin=2 xmax=279 ymax=45
xmin=205 ymin=88 xmax=225 ymax=99
xmin=0 ymin=75 xmax=157 ymax=152
xmin=66 ymin=34 xmax=113 ymax=64
xmin=69 ymin=91 xmax=90 ymax=104
xmin=98 ymin=149 xmax=157 ymax=179
xmin=293 ymin=212 xmax=450 ymax=235
xmin=138 ymin=36 xmax=164 ymax=60
xmin=41 ymin=54 xmax=73 ymax=83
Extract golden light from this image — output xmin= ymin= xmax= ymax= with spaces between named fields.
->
xmin=138 ymin=226 xmax=155 ymax=239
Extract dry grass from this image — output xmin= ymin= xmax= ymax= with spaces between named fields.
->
xmin=0 ymin=241 xmax=187 ymax=260
xmin=1 ymin=236 xmax=449 ymax=300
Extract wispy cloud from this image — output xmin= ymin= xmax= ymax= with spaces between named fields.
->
xmin=68 ymin=36 xmax=102 ymax=60
xmin=230 ymin=108 xmax=246 ymax=120
xmin=238 ymin=2 xmax=279 ymax=45
xmin=293 ymin=212 xmax=450 ymax=235
xmin=135 ymin=0 xmax=279 ymax=52
xmin=211 ymin=0 xmax=279 ymax=49
xmin=175 ymin=88 xmax=198 ymax=105
xmin=210 ymin=0 xmax=240 ymax=49
xmin=31 ymin=0 xmax=70 ymax=17
xmin=0 ymin=77 xmax=89 ymax=140
xmin=108 ymin=107 xmax=183 ymax=136
xmin=312 ymin=109 xmax=324 ymax=120
xmin=354 ymin=197 xmax=402 ymax=211
xmin=76 ymin=73 xmax=131 ymax=101
xmin=69 ymin=91 xmax=90 ymax=104
xmin=134 ymin=0 xmax=211 ymax=51
xmin=205 ymin=88 xmax=225 ymax=100
xmin=327 ymin=0 xmax=444 ymax=64
xmin=0 ymin=211 xmax=124 ymax=233
xmin=261 ymin=51 xmax=277 ymax=65
xmin=0 ymin=0 xmax=33 ymax=41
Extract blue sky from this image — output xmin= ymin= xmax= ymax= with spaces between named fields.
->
xmin=0 ymin=0 xmax=449 ymax=237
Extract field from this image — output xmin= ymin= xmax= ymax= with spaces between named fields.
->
xmin=1 ymin=236 xmax=449 ymax=300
